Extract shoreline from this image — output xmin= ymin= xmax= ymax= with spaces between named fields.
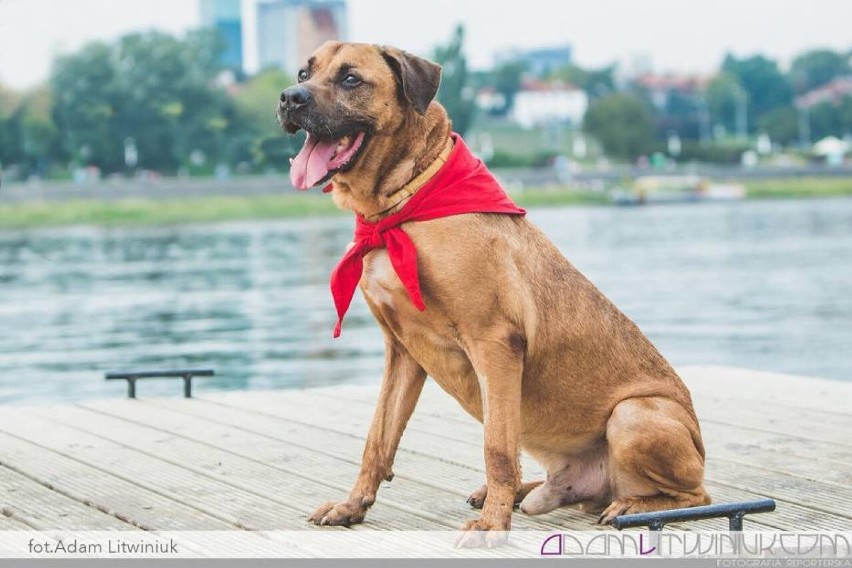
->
xmin=1 ymin=177 xmax=851 ymax=229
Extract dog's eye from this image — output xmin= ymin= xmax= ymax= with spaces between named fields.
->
xmin=297 ymin=69 xmax=308 ymax=83
xmin=341 ymin=74 xmax=362 ymax=88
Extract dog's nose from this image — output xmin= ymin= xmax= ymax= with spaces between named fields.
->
xmin=280 ymin=86 xmax=312 ymax=109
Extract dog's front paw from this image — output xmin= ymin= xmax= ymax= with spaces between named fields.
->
xmin=454 ymin=518 xmax=510 ymax=549
xmin=308 ymin=499 xmax=368 ymax=526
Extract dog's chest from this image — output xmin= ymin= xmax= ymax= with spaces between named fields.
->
xmin=360 ymin=249 xmax=482 ymax=415
xmin=361 ymin=248 xmax=457 ymax=336
xmin=361 ymin=250 xmax=398 ymax=308
xmin=360 ymin=250 xmax=448 ymax=344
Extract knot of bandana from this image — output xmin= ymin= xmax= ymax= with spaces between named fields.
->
xmin=328 ymin=133 xmax=526 ymax=338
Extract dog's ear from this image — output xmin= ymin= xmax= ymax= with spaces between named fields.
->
xmin=380 ymin=46 xmax=442 ymax=116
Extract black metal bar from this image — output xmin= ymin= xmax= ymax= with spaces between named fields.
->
xmin=729 ymin=511 xmax=745 ymax=531
xmin=611 ymin=499 xmax=776 ymax=531
xmin=105 ymin=369 xmax=215 ymax=399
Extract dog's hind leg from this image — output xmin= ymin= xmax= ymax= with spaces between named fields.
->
xmin=308 ymin=340 xmax=426 ymax=526
xmin=466 ymin=480 xmax=544 ymax=510
xmin=598 ymin=396 xmax=711 ymax=525
xmin=518 ymin=446 xmax=611 ymax=516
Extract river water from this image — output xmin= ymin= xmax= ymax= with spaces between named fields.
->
xmin=1 ymin=197 xmax=850 ymax=405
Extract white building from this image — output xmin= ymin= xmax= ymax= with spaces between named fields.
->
xmin=510 ymin=80 xmax=588 ymax=129
xmin=474 ymin=87 xmax=506 ymax=114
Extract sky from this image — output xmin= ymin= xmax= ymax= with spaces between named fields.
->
xmin=1 ymin=0 xmax=851 ymax=89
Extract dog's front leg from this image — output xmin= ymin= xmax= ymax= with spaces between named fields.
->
xmin=308 ymin=340 xmax=426 ymax=526
xmin=456 ymin=334 xmax=523 ymax=548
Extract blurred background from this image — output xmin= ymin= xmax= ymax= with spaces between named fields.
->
xmin=0 ymin=0 xmax=850 ymax=405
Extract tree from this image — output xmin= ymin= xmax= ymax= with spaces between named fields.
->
xmin=721 ymin=54 xmax=793 ymax=124
xmin=705 ymin=74 xmax=742 ymax=137
xmin=808 ymin=97 xmax=852 ymax=140
xmin=51 ymin=41 xmax=121 ymax=169
xmin=0 ymin=85 xmax=23 ymax=167
xmin=50 ymin=30 xmax=235 ymax=173
xmin=489 ymin=60 xmax=526 ymax=115
xmin=757 ymin=107 xmax=799 ymax=145
xmin=639 ymin=88 xmax=704 ymax=142
xmin=18 ymin=86 xmax=60 ymax=173
xmin=231 ymin=68 xmax=305 ymax=169
xmin=583 ymin=93 xmax=657 ymax=160
xmin=790 ymin=49 xmax=850 ymax=94
xmin=1 ymin=84 xmax=61 ymax=177
xmin=432 ymin=24 xmax=476 ymax=136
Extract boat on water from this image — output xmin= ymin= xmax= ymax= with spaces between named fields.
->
xmin=610 ymin=175 xmax=746 ymax=206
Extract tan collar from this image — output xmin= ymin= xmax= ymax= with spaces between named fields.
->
xmin=364 ymin=137 xmax=454 ymax=222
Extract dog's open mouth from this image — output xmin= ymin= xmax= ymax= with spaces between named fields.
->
xmin=289 ymin=131 xmax=366 ymax=190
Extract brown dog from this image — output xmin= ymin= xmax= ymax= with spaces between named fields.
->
xmin=278 ymin=41 xmax=710 ymax=545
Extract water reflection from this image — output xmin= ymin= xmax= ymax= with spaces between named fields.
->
xmin=1 ymin=197 xmax=850 ymax=405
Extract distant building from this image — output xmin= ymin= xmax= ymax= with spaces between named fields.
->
xmin=495 ymin=45 xmax=572 ymax=76
xmin=200 ymin=0 xmax=244 ymax=72
xmin=475 ymin=87 xmax=506 ymax=114
xmin=257 ymin=0 xmax=348 ymax=74
xmin=633 ymin=74 xmax=708 ymax=110
xmin=510 ymin=79 xmax=588 ymax=129
xmin=796 ymin=76 xmax=852 ymax=108
xmin=614 ymin=53 xmax=653 ymax=88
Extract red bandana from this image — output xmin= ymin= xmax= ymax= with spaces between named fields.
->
xmin=329 ymin=133 xmax=526 ymax=337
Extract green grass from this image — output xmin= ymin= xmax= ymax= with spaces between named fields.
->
xmin=0 ymin=193 xmax=342 ymax=229
xmin=513 ymin=188 xmax=610 ymax=207
xmin=1 ymin=177 xmax=850 ymax=229
xmin=742 ymin=177 xmax=852 ymax=199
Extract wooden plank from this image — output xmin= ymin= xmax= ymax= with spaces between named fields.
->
xmin=33 ymin=403 xmax=444 ymax=532
xmin=308 ymin=365 xmax=852 ymax=416
xmin=0 ymin=465 xmax=135 ymax=530
xmin=0 ymin=432 xmax=233 ymax=531
xmin=312 ymin=380 xmax=852 ymax=458
xmin=171 ymin=395 xmax=718 ymax=533
xmin=219 ymin=386 xmax=852 ymax=497
xmin=140 ymin=395 xmax=828 ymax=532
xmin=692 ymin=392 xmax=852 ymax=430
xmin=198 ymin=389 xmax=851 ymax=530
xmin=284 ymin=385 xmax=852 ymax=476
xmin=698 ymin=481 xmax=847 ymax=531
xmin=680 ymin=366 xmax=852 ymax=415
xmin=698 ymin=423 xmax=851 ymax=484
xmin=0 ymin=513 xmax=35 ymax=531
xmin=294 ymin=367 xmax=852 ymax=420
xmin=315 ymin=372 xmax=852 ymax=450
xmin=692 ymin=399 xmax=852 ymax=448
xmin=1 ymin=362 xmax=846 ymax=536
xmin=0 ymin=410 xmax=277 ymax=531
xmin=83 ymin=398 xmax=574 ymax=532
xmin=704 ymin=460 xmax=852 ymax=521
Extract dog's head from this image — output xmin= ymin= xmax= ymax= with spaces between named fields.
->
xmin=278 ymin=41 xmax=442 ymax=190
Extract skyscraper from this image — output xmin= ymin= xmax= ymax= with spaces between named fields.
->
xmin=257 ymin=0 xmax=347 ymax=75
xmin=200 ymin=0 xmax=244 ymax=72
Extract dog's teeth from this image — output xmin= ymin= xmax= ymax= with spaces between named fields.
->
xmin=289 ymin=158 xmax=294 ymax=165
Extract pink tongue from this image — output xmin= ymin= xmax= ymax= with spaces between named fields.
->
xmin=290 ymin=133 xmax=338 ymax=190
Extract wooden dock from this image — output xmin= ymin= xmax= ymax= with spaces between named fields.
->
xmin=1 ymin=365 xmax=850 ymax=535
